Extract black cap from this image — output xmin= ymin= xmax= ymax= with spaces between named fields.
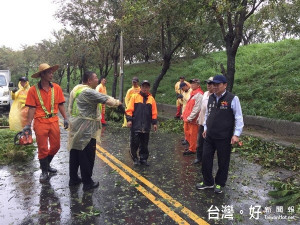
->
xmin=141 ymin=80 xmax=150 ymax=86
xmin=132 ymin=77 xmax=139 ymax=82
xmin=179 ymin=76 xmax=185 ymax=79
xmin=19 ymin=76 xmax=28 ymax=82
xmin=189 ymin=78 xmax=200 ymax=84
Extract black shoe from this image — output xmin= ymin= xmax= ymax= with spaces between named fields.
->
xmin=174 ymin=116 xmax=180 ymax=119
xmin=196 ymin=182 xmax=214 ymax=190
xmin=39 ymin=171 xmax=49 ymax=183
xmin=47 ymin=155 xmax=57 ymax=173
xmin=183 ymin=150 xmax=196 ymax=156
xmin=139 ymin=159 xmax=150 ymax=166
xmin=69 ymin=178 xmax=82 ymax=186
xmin=181 ymin=140 xmax=189 ymax=145
xmin=83 ymin=181 xmax=99 ymax=191
xmin=193 ymin=159 xmax=201 ymax=164
xmin=48 ymin=166 xmax=57 ymax=173
xmin=214 ymin=185 xmax=223 ymax=194
xmin=133 ymin=158 xmax=140 ymax=166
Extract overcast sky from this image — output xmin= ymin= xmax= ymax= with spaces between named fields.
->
xmin=0 ymin=0 xmax=63 ymax=50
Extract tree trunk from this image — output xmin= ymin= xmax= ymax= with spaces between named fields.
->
xmin=225 ymin=47 xmax=236 ymax=92
xmin=151 ymin=55 xmax=171 ymax=98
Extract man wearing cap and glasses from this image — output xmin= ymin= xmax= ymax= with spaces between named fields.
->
xmin=182 ymin=78 xmax=203 ymax=156
xmin=126 ymin=80 xmax=158 ymax=166
xmin=174 ymin=76 xmax=190 ymax=119
xmin=194 ymin=77 xmax=214 ymax=164
xmin=122 ymin=77 xmax=141 ymax=127
xmin=23 ymin=63 xmax=68 ymax=183
xmin=196 ymin=75 xmax=244 ymax=194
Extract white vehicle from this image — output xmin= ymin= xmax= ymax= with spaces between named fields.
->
xmin=0 ymin=70 xmax=14 ymax=111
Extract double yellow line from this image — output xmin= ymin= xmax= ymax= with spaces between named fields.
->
xmin=96 ymin=144 xmax=209 ymax=225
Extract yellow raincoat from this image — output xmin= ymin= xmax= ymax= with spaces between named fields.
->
xmin=122 ymin=85 xmax=140 ymax=127
xmin=9 ymin=81 xmax=30 ymax=131
xmin=68 ymin=84 xmax=120 ymax=151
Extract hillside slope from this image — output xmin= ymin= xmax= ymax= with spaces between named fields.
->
xmin=118 ymin=39 xmax=300 ymax=122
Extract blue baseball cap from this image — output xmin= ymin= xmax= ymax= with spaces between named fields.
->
xmin=212 ymin=75 xmax=227 ymax=84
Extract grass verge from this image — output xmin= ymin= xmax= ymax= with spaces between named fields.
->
xmin=0 ymin=129 xmax=36 ymax=165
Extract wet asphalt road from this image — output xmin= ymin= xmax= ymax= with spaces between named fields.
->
xmin=0 ymin=122 xmax=299 ymax=225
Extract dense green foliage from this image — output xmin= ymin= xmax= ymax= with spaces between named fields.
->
xmin=0 ymin=129 xmax=36 ymax=164
xmin=83 ymin=39 xmax=299 ymax=122
xmin=232 ymin=136 xmax=299 ymax=171
xmin=159 ymin=119 xmax=184 ymax=134
xmin=268 ymin=180 xmax=300 ymax=215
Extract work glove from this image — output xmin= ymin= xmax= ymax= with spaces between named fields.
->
xmin=177 ymin=94 xmax=183 ymax=99
xmin=12 ymin=88 xmax=18 ymax=93
xmin=22 ymin=125 xmax=31 ymax=133
xmin=117 ymin=105 xmax=126 ymax=114
xmin=64 ymin=118 xmax=69 ymax=129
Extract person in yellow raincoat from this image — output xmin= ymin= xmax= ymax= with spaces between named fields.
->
xmin=9 ymin=77 xmax=30 ymax=131
xmin=95 ymin=76 xmax=107 ymax=126
xmin=174 ymin=76 xmax=190 ymax=118
xmin=122 ymin=77 xmax=140 ymax=127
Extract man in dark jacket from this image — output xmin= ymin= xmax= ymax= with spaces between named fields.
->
xmin=125 ymin=80 xmax=158 ymax=166
xmin=196 ymin=75 xmax=244 ymax=194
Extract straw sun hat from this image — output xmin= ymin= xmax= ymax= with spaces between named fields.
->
xmin=31 ymin=63 xmax=59 ymax=78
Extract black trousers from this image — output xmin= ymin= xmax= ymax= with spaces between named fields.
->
xmin=201 ymin=135 xmax=232 ymax=187
xmin=130 ymin=131 xmax=150 ymax=161
xmin=196 ymin=125 xmax=204 ymax=161
xmin=69 ymin=138 xmax=96 ymax=185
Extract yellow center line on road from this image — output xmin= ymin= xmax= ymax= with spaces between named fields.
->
xmin=96 ymin=144 xmax=209 ymax=225
xmin=96 ymin=150 xmax=190 ymax=225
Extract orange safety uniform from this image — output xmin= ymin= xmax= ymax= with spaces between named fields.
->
xmin=96 ymin=83 xmax=107 ymax=124
xmin=25 ymin=82 xmax=65 ymax=159
xmin=182 ymin=88 xmax=203 ymax=152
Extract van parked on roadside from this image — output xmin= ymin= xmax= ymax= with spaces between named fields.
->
xmin=0 ymin=70 xmax=14 ymax=111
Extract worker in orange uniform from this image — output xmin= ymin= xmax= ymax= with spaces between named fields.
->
xmin=9 ymin=76 xmax=30 ymax=131
xmin=126 ymin=80 xmax=158 ymax=166
xmin=174 ymin=76 xmax=190 ymax=119
xmin=122 ymin=77 xmax=140 ymax=127
xmin=23 ymin=63 xmax=68 ymax=183
xmin=182 ymin=79 xmax=203 ymax=155
xmin=96 ymin=76 xmax=107 ymax=126
xmin=177 ymin=82 xmax=192 ymax=146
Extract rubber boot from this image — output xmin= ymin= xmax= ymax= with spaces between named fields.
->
xmin=39 ymin=158 xmax=49 ymax=183
xmin=47 ymin=155 xmax=57 ymax=173
xmin=174 ymin=105 xmax=181 ymax=119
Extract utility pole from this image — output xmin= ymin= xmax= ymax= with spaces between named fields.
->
xmin=119 ymin=31 xmax=124 ymax=102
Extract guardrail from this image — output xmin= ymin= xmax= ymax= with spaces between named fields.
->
xmin=156 ymin=103 xmax=300 ymax=137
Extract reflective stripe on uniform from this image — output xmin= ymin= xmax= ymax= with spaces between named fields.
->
xmin=35 ymin=84 xmax=56 ymax=118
